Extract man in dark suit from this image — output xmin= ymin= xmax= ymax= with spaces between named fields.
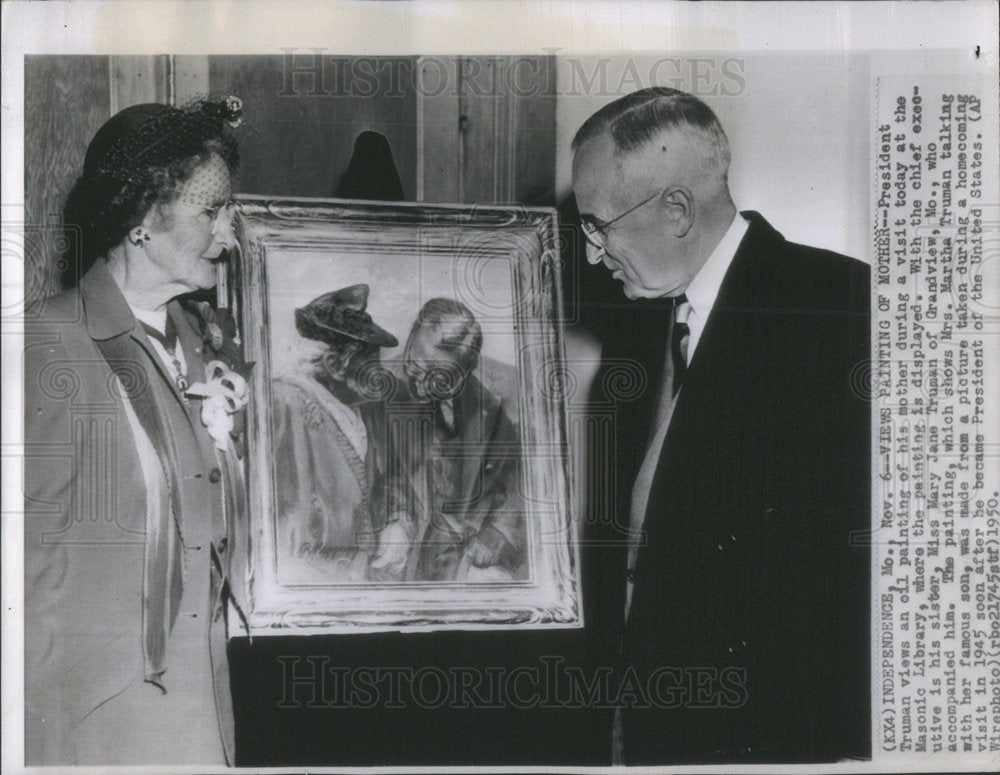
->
xmin=370 ymin=297 xmax=525 ymax=582
xmin=571 ymin=87 xmax=870 ymax=764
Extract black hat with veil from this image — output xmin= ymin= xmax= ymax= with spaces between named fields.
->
xmin=62 ymin=96 xmax=242 ymax=284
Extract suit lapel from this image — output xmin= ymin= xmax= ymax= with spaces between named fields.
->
xmin=455 ymin=376 xmax=492 ymax=515
xmin=634 ymin=215 xmax=777 ymax=563
xmin=661 ymin=212 xmax=777 ymax=448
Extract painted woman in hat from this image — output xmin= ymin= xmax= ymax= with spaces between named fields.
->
xmin=272 ymin=284 xmax=399 ymax=583
xmin=24 ymin=97 xmax=247 ymax=765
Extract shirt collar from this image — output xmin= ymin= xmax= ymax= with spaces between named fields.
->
xmin=683 ymin=213 xmax=749 ymax=324
xmin=129 ymin=304 xmax=169 ymax=334
xmin=437 ymin=398 xmax=456 ymax=435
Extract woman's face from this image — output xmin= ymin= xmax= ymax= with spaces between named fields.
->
xmin=321 ymin=341 xmax=380 ymax=399
xmin=142 ymin=153 xmax=236 ymax=292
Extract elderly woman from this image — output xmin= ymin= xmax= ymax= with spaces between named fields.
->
xmin=24 ymin=98 xmax=247 ymax=765
xmin=272 ymin=284 xmax=399 ymax=583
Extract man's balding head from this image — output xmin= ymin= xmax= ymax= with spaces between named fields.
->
xmin=571 ymin=88 xmax=737 ymax=299
xmin=572 ymin=86 xmax=731 ymax=184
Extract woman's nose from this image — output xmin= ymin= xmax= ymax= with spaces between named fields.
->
xmin=585 ymin=242 xmax=606 ymax=266
xmin=212 ymin=207 xmax=238 ymax=250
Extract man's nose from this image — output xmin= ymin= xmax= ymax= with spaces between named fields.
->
xmin=585 ymin=242 xmax=606 ymax=266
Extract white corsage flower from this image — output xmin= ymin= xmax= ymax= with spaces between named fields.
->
xmin=186 ymin=360 xmax=249 ymax=450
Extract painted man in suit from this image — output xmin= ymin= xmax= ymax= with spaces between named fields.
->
xmin=370 ymin=298 xmax=525 ymax=582
xmin=571 ymin=87 xmax=870 ymax=764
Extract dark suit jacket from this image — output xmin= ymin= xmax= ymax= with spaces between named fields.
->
xmin=584 ymin=212 xmax=871 ymax=764
xmin=382 ymin=372 xmax=525 ymax=578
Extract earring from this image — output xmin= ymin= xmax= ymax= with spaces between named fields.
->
xmin=130 ymin=229 xmax=150 ymax=247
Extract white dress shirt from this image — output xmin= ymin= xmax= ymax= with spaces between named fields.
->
xmin=678 ymin=212 xmax=749 ymax=365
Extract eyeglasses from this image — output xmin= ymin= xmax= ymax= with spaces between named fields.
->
xmin=175 ymin=197 xmax=236 ymax=223
xmin=579 ymin=187 xmax=665 ymax=247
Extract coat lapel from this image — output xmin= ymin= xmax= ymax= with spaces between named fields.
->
xmin=632 ymin=214 xmax=779 ymax=577
xmin=89 ymin=322 xmax=186 ymax=687
xmin=79 ymin=262 xmax=191 ymax=447
xmin=455 ymin=375 xmax=492 ymax=514
xmin=80 ymin=261 xmax=201 ymax=419
xmin=79 ymin=260 xmax=136 ymax=341
xmin=680 ymin=212 xmax=776 ymax=395
xmin=657 ymin=212 xmax=778 ymax=458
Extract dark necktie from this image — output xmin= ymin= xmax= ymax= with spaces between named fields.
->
xmin=140 ymin=316 xmax=189 ymax=393
xmin=671 ymin=294 xmax=691 ymax=397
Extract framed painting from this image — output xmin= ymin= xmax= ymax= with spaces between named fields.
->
xmin=228 ymin=196 xmax=580 ymax=633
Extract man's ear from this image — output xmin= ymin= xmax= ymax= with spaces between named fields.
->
xmin=661 ymin=187 xmax=694 ymax=237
